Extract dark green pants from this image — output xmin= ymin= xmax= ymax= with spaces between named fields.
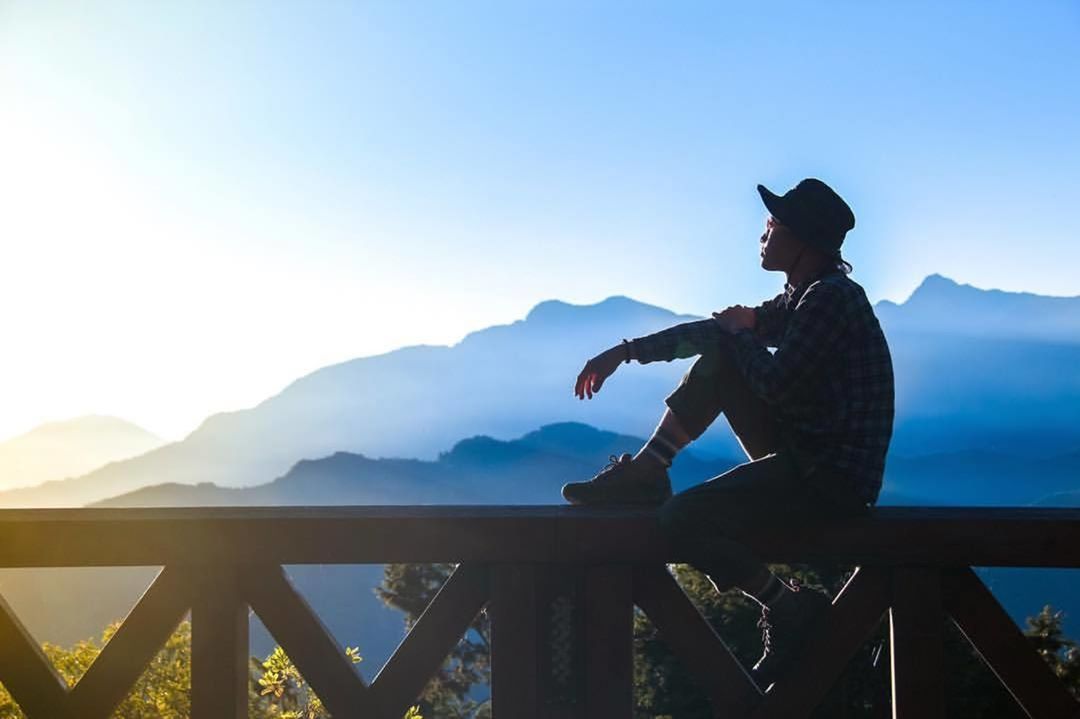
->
xmin=657 ymin=342 xmax=867 ymax=591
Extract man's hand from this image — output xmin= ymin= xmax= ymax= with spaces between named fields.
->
xmin=574 ymin=345 xmax=625 ymax=399
xmin=712 ymin=305 xmax=756 ymax=333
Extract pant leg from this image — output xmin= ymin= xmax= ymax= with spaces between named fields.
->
xmin=657 ymin=452 xmax=824 ymax=591
xmin=664 ymin=339 xmax=779 ymax=461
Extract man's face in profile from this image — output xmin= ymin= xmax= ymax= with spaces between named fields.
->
xmin=759 ymin=215 xmax=802 ymax=272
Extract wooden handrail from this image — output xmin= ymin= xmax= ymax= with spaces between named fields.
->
xmin=0 ymin=505 xmax=1078 ymax=567
xmin=0 ymin=505 xmax=1077 ymax=718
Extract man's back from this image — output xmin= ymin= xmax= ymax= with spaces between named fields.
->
xmin=757 ymin=271 xmax=895 ymax=506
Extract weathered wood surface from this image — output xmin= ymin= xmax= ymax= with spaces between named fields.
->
xmin=1 ymin=505 xmax=1079 ymax=567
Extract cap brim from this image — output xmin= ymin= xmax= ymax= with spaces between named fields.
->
xmin=757 ymin=184 xmax=785 ymax=222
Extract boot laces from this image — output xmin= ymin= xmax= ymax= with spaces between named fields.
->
xmin=595 ymin=454 xmax=632 ymax=483
xmin=757 ymin=605 xmax=774 ymax=659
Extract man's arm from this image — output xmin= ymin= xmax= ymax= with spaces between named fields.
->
xmin=728 ymin=282 xmax=850 ymax=405
xmin=629 ymin=318 xmax=732 ymax=364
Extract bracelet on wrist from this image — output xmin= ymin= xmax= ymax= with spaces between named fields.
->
xmin=621 ymin=338 xmax=632 ymax=364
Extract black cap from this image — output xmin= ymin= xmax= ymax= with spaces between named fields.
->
xmin=757 ymin=178 xmax=855 ymax=257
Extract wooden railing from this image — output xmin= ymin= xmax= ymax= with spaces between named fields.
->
xmin=0 ymin=506 xmax=1078 ymax=718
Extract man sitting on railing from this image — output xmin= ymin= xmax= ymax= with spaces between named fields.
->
xmin=562 ymin=178 xmax=895 ymax=692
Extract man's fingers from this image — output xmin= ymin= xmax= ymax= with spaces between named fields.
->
xmin=575 ymin=362 xmax=594 ymax=398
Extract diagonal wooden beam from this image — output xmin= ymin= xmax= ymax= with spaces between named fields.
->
xmin=368 ymin=563 xmax=491 ymax=719
xmin=942 ymin=566 xmax=1079 ymax=719
xmin=0 ymin=590 xmax=70 ymax=719
xmin=752 ymin=566 xmax=891 ymax=719
xmin=242 ymin=564 xmax=368 ymax=717
xmin=67 ymin=566 xmax=192 ymax=719
xmin=632 ymin=563 xmax=762 ymax=717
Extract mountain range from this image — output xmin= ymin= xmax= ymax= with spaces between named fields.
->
xmin=2 ymin=274 xmax=1079 ymax=509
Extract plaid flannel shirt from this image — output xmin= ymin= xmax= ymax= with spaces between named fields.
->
xmin=631 ymin=270 xmax=894 ymax=505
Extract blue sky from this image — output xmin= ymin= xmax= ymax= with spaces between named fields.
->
xmin=1 ymin=1 xmax=1078 ymax=440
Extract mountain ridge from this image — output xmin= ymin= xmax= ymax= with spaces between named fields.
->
xmin=3 ymin=274 xmax=1080 ymax=507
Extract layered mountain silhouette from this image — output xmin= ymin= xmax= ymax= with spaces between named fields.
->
xmin=0 ymin=415 xmax=164 ymax=493
xmin=4 ymin=274 xmax=1079 ymax=508
xmin=91 ymin=422 xmax=737 ymax=507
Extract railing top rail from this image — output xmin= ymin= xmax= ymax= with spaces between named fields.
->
xmin=0 ymin=505 xmax=1078 ymax=568
xmin=2 ymin=504 xmax=1079 ymax=521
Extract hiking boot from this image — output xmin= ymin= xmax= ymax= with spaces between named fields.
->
xmin=751 ymin=581 xmax=833 ymax=692
xmin=561 ymin=453 xmax=672 ymax=507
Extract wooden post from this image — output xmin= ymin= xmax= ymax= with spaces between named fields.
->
xmin=889 ymin=567 xmax=945 ymax=719
xmin=583 ymin=564 xmax=633 ymax=718
xmin=490 ymin=564 xmax=541 ymax=719
xmin=190 ymin=566 xmax=249 ymax=719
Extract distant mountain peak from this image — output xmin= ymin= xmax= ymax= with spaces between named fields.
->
xmin=876 ymin=273 xmax=1080 ymax=344
xmin=902 ymin=274 xmax=965 ymax=304
xmin=6 ymin=415 xmax=162 ymax=443
xmin=524 ymin=295 xmax=679 ymax=324
xmin=903 ymin=274 xmax=1080 ymax=307
xmin=0 ymin=414 xmax=167 ymax=494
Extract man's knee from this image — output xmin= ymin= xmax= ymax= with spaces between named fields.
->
xmin=657 ymin=491 xmax=738 ymax=539
xmin=657 ymin=493 xmax=696 ymax=542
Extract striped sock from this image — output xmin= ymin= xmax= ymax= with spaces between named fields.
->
xmin=642 ymin=428 xmax=682 ymax=467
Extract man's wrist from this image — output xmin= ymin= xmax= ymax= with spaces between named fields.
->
xmin=620 ymin=338 xmax=636 ymax=363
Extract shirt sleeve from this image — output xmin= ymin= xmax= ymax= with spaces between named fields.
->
xmin=751 ymin=291 xmax=790 ymax=348
xmin=729 ymin=281 xmax=850 ymax=405
xmin=630 ymin=319 xmax=730 ymax=364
